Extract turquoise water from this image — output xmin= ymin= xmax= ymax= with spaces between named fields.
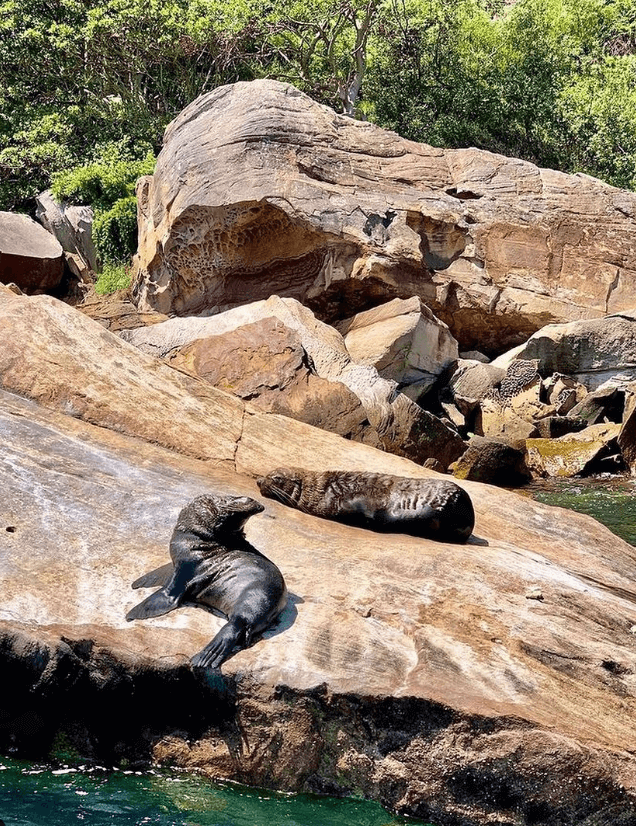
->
xmin=529 ymin=473 xmax=636 ymax=546
xmin=0 ymin=756 xmax=429 ymax=826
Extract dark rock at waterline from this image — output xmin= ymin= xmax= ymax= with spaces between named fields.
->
xmin=451 ymin=436 xmax=531 ymax=487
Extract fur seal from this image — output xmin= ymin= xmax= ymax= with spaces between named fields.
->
xmin=257 ymin=468 xmax=475 ymax=543
xmin=126 ymin=494 xmax=288 ymax=669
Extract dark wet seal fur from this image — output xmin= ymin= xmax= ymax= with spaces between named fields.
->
xmin=126 ymin=494 xmax=288 ymax=669
xmin=257 ymin=468 xmax=475 ymax=544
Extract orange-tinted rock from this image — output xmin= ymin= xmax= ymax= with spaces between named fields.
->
xmin=132 ymin=80 xmax=636 ymax=355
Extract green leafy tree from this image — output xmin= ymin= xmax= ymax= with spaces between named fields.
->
xmin=261 ymin=0 xmax=385 ymax=114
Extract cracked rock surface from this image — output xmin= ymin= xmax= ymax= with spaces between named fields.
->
xmin=3 ymin=286 xmax=636 ymax=824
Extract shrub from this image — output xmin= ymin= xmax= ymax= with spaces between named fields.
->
xmin=51 ymin=149 xmax=155 ymax=210
xmin=92 ymin=195 xmax=139 ymax=266
xmin=95 ymin=262 xmax=133 ymax=295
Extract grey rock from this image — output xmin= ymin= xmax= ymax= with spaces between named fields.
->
xmin=0 ymin=211 xmax=64 ymax=292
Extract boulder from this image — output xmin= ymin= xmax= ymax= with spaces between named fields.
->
xmin=0 ymin=211 xmax=64 ymax=293
xmin=543 ymin=372 xmax=588 ymax=415
xmin=376 ymin=392 xmax=466 ymax=470
xmin=451 ymin=435 xmax=530 ymax=486
xmin=568 ymin=377 xmax=630 ymax=424
xmin=477 ymin=397 xmax=540 ymax=442
xmin=526 ymin=423 xmax=621 ymax=477
xmin=501 ymin=314 xmax=636 ymax=389
xmin=35 ymin=189 xmax=98 ymax=279
xmin=336 ymin=296 xmax=458 ymax=399
xmin=131 ymin=79 xmax=636 ymax=355
xmin=459 ymin=350 xmax=490 ymax=363
xmin=496 ymin=359 xmax=549 ymax=422
xmin=535 ymin=415 xmax=589 ymax=439
xmin=122 ymin=294 xmax=465 ymax=466
xmin=470 ymin=360 xmax=549 ymax=442
xmin=168 ymin=317 xmax=378 ymax=443
xmin=121 ymin=294 xmax=399 ymax=431
xmin=4 ymin=291 xmax=636 ymax=823
xmin=447 ymin=359 xmax=506 ymax=418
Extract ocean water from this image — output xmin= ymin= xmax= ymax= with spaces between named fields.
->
xmin=0 ymin=756 xmax=431 ymax=826
xmin=529 ymin=473 xmax=636 ymax=546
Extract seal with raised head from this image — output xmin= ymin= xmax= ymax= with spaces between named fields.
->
xmin=257 ymin=468 xmax=475 ymax=543
xmin=126 ymin=493 xmax=288 ymax=669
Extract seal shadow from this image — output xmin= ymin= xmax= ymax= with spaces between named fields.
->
xmin=261 ymin=592 xmax=303 ymax=639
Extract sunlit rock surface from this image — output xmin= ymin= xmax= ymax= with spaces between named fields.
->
xmin=0 ymin=210 xmax=64 ymax=292
xmin=3 ymin=289 xmax=636 ymax=823
xmin=131 ymin=79 xmax=636 ymax=355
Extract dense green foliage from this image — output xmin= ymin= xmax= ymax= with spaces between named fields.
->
xmin=1 ymin=0 xmax=636 ymax=279
xmin=51 ymin=149 xmax=154 ymax=268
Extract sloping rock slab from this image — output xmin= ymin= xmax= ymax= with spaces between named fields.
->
xmin=3 ymin=389 xmax=636 ymax=826
xmin=132 ymin=79 xmax=636 ymax=354
xmin=0 ymin=210 xmax=64 ymax=292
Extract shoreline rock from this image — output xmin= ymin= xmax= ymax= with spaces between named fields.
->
xmin=3 ymin=289 xmax=636 ymax=824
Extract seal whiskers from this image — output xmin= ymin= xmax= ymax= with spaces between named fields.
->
xmin=257 ymin=468 xmax=475 ymax=543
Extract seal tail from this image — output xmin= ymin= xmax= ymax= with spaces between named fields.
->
xmin=191 ymin=618 xmax=247 ymax=669
xmin=126 ymin=588 xmax=179 ymax=621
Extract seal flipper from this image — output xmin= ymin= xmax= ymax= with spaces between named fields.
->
xmin=131 ymin=563 xmax=173 ymax=589
xmin=126 ymin=588 xmax=179 ymax=621
xmin=191 ymin=617 xmax=247 ymax=669
xmin=126 ymin=558 xmax=199 ymax=621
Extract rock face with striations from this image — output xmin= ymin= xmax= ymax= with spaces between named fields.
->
xmin=4 ymin=289 xmax=636 ymax=825
xmin=132 ymin=79 xmax=636 ymax=355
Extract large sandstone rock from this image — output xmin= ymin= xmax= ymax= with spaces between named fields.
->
xmin=4 ymin=381 xmax=636 ymax=825
xmin=4 ymin=291 xmax=636 ymax=822
xmin=337 ymin=296 xmax=458 ymax=399
xmin=132 ymin=79 xmax=636 ymax=355
xmin=497 ymin=313 xmax=636 ymax=389
xmin=0 ymin=211 xmax=64 ymax=292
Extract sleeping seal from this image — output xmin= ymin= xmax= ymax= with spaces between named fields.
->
xmin=257 ymin=468 xmax=474 ymax=543
xmin=126 ymin=493 xmax=288 ymax=669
